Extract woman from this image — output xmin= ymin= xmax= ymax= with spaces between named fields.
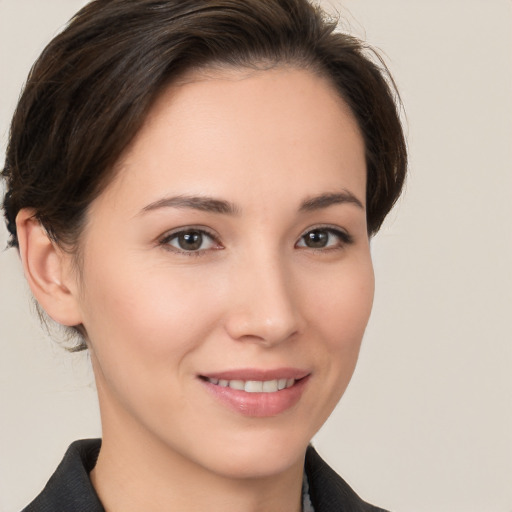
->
xmin=1 ymin=0 xmax=406 ymax=510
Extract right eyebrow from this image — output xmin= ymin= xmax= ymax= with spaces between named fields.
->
xmin=299 ymin=190 xmax=364 ymax=212
xmin=139 ymin=195 xmax=240 ymax=216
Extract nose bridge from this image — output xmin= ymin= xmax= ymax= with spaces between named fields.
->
xmin=225 ymin=246 xmax=301 ymax=345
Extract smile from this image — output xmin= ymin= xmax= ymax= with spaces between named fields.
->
xmin=200 ymin=370 xmax=310 ymax=417
xmin=205 ymin=377 xmax=296 ymax=393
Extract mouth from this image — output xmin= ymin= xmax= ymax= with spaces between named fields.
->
xmin=201 ymin=376 xmax=297 ymax=393
xmin=199 ymin=369 xmax=310 ymax=417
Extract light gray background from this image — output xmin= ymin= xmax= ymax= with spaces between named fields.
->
xmin=1 ymin=1 xmax=511 ymax=511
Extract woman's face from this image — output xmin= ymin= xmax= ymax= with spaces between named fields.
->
xmin=71 ymin=67 xmax=373 ymax=478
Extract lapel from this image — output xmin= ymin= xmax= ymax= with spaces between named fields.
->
xmin=305 ymin=445 xmax=390 ymax=512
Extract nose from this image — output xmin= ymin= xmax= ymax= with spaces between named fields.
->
xmin=224 ymin=254 xmax=303 ymax=347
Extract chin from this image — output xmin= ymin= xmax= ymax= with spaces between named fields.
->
xmin=185 ymin=428 xmax=312 ymax=480
xmin=211 ymin=449 xmax=306 ymax=480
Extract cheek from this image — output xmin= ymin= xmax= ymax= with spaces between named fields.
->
xmin=303 ymin=256 xmax=375 ymax=355
xmin=78 ymin=258 xmax=226 ymax=420
xmin=78 ymin=253 xmax=226 ymax=366
xmin=295 ymin=255 xmax=374 ymax=433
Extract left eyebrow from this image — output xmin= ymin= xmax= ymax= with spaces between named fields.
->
xmin=140 ymin=195 xmax=240 ymax=215
xmin=299 ymin=191 xmax=364 ymax=212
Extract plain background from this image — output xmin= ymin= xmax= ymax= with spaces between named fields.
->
xmin=1 ymin=1 xmax=511 ymax=511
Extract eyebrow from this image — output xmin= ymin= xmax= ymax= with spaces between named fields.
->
xmin=141 ymin=195 xmax=239 ymax=215
xmin=299 ymin=191 xmax=364 ymax=212
xmin=140 ymin=190 xmax=363 ymax=216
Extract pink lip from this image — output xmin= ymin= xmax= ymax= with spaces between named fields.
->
xmin=199 ymin=368 xmax=310 ymax=418
xmin=201 ymin=367 xmax=309 ymax=381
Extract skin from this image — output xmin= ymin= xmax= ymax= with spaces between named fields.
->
xmin=17 ymin=67 xmax=374 ymax=512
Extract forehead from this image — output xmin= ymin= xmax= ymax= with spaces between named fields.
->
xmin=97 ymin=66 xmax=367 ymax=213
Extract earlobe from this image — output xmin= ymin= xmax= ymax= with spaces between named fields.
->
xmin=16 ymin=209 xmax=83 ymax=327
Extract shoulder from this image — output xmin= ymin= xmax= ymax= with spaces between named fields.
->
xmin=305 ymin=445 xmax=390 ymax=512
xmin=21 ymin=439 xmax=104 ymax=512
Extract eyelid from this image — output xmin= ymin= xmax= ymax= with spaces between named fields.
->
xmin=295 ymin=224 xmax=354 ymax=248
xmin=158 ymin=226 xmax=223 ymax=254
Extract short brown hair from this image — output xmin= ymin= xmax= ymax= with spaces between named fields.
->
xmin=2 ymin=0 xmax=406 ymax=247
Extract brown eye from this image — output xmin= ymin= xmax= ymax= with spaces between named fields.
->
xmin=303 ymin=229 xmax=329 ymax=248
xmin=296 ymin=227 xmax=353 ymax=250
xmin=163 ymin=229 xmax=218 ymax=252
xmin=177 ymin=231 xmax=203 ymax=250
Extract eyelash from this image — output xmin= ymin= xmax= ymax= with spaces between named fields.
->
xmin=158 ymin=225 xmax=353 ymax=256
xmin=296 ymin=226 xmax=353 ymax=252
xmin=159 ymin=227 xmax=222 ymax=257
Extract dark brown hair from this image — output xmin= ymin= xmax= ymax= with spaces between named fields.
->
xmin=2 ymin=0 xmax=406 ymax=252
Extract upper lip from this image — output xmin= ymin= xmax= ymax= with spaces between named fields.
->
xmin=199 ymin=368 xmax=310 ymax=381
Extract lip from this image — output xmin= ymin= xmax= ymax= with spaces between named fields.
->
xmin=199 ymin=367 xmax=310 ymax=418
xmin=201 ymin=367 xmax=309 ymax=381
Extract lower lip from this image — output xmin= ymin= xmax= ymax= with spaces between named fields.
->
xmin=201 ymin=377 xmax=309 ymax=417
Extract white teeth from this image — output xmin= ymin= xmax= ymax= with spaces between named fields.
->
xmin=207 ymin=377 xmax=296 ymax=393
xmin=229 ymin=380 xmax=245 ymax=391
xmin=245 ymin=380 xmax=263 ymax=392
xmin=262 ymin=380 xmax=278 ymax=392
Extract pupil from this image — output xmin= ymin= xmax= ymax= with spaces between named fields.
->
xmin=179 ymin=231 xmax=202 ymax=250
xmin=306 ymin=230 xmax=328 ymax=248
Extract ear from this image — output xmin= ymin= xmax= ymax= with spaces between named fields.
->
xmin=16 ymin=209 xmax=83 ymax=327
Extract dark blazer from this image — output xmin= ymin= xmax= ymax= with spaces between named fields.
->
xmin=22 ymin=439 xmax=389 ymax=512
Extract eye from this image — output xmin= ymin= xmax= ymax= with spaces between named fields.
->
xmin=160 ymin=228 xmax=221 ymax=253
xmin=296 ymin=227 xmax=352 ymax=250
